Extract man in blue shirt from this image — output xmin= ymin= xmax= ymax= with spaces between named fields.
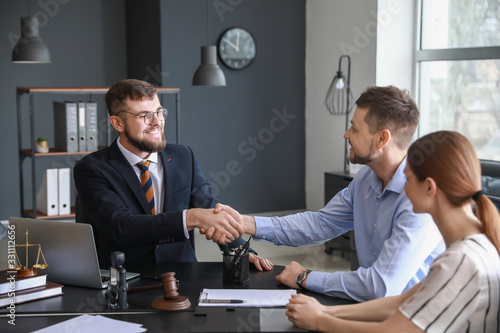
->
xmin=208 ymin=85 xmax=445 ymax=302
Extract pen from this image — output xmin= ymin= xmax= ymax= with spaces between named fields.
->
xmin=225 ymin=237 xmax=252 ymax=279
xmin=201 ymin=299 xmax=246 ymax=303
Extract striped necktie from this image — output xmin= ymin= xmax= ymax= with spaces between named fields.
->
xmin=136 ymin=161 xmax=155 ymax=215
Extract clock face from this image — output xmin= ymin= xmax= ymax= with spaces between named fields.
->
xmin=218 ymin=27 xmax=256 ymax=70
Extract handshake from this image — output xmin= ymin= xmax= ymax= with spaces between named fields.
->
xmin=186 ymin=204 xmax=273 ymax=272
xmin=186 ymin=203 xmax=256 ymax=244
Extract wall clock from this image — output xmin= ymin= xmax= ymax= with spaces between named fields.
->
xmin=218 ymin=27 xmax=256 ymax=70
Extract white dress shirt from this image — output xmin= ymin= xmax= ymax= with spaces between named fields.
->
xmin=117 ymin=138 xmax=189 ymax=239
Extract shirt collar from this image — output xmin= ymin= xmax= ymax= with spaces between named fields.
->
xmin=117 ymin=137 xmax=158 ymax=166
xmin=368 ymin=156 xmax=408 ymax=195
xmin=385 ymin=156 xmax=407 ymax=194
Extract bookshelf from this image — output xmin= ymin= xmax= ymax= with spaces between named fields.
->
xmin=16 ymin=86 xmax=180 ymax=219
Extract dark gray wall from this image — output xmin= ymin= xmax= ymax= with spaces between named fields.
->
xmin=0 ymin=0 xmax=305 ymax=220
xmin=128 ymin=0 xmax=306 ymax=213
xmin=0 ymin=0 xmax=127 ymax=220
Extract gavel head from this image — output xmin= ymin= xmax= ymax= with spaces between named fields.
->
xmin=161 ymin=272 xmax=179 ymax=299
xmin=111 ymin=251 xmax=125 ymax=268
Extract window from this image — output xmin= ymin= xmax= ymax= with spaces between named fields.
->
xmin=415 ymin=0 xmax=500 ymax=160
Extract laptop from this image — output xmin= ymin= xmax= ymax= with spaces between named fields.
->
xmin=8 ymin=217 xmax=140 ymax=289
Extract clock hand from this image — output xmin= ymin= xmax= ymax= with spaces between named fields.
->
xmin=235 ymin=31 xmax=240 ymax=52
xmin=225 ymin=39 xmax=239 ymax=52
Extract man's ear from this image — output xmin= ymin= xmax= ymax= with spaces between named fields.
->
xmin=110 ymin=116 xmax=125 ymax=133
xmin=376 ymin=129 xmax=391 ymax=149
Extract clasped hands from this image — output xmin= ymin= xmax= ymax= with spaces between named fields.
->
xmin=203 ymin=203 xmax=243 ymax=244
xmin=186 ymin=203 xmax=243 ymax=243
xmin=188 ymin=203 xmax=272 ymax=271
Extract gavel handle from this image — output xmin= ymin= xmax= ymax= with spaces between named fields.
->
xmin=127 ymin=283 xmax=162 ymax=294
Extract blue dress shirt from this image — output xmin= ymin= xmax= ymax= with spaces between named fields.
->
xmin=254 ymin=158 xmax=445 ymax=302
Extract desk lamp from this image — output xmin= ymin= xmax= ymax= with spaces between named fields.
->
xmin=325 ymin=55 xmax=354 ymax=174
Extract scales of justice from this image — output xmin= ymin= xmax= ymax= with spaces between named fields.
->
xmin=12 ymin=229 xmax=48 ymax=277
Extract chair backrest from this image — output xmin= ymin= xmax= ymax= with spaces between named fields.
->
xmin=480 ymin=160 xmax=500 ymax=213
xmin=481 ymin=160 xmax=500 ymax=198
xmin=75 ymin=193 xmax=99 ymax=251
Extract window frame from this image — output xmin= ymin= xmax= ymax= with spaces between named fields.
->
xmin=413 ymin=0 xmax=500 ymax=157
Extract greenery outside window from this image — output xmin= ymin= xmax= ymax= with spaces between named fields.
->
xmin=415 ymin=0 xmax=500 ymax=160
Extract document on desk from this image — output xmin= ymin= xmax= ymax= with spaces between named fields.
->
xmin=198 ymin=288 xmax=296 ymax=307
xmin=32 ymin=314 xmax=146 ymax=333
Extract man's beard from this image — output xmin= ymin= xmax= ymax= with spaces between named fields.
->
xmin=124 ymin=125 xmax=167 ymax=153
xmin=350 ymin=142 xmax=376 ymax=165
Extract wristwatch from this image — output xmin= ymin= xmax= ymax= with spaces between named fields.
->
xmin=296 ymin=269 xmax=312 ymax=289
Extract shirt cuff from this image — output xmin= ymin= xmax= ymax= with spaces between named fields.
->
xmin=254 ymin=216 xmax=274 ymax=241
xmin=304 ymin=270 xmax=329 ymax=294
xmin=182 ymin=209 xmax=189 ymax=239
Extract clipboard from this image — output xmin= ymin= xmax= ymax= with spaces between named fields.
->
xmin=198 ymin=289 xmax=296 ymax=307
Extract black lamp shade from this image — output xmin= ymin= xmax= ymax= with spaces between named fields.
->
xmin=192 ymin=46 xmax=226 ymax=86
xmin=12 ymin=17 xmax=51 ymax=63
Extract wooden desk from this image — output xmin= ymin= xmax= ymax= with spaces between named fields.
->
xmin=1 ymin=262 xmax=356 ymax=332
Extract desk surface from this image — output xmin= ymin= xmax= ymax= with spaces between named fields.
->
xmin=1 ymin=262 xmax=355 ymax=332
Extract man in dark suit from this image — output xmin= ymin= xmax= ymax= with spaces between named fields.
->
xmin=74 ymin=79 xmax=272 ymax=270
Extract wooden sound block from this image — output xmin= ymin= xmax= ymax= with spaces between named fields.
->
xmin=151 ymin=295 xmax=191 ymax=311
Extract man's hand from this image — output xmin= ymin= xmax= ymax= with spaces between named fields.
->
xmin=249 ymin=253 xmax=274 ymax=271
xmin=186 ymin=208 xmax=244 ymax=244
xmin=202 ymin=203 xmax=244 ymax=243
xmin=285 ymin=294 xmax=327 ymax=331
xmin=275 ymin=261 xmax=306 ymax=289
xmin=213 ymin=203 xmax=241 ymax=223
xmin=208 ymin=204 xmax=257 ymax=241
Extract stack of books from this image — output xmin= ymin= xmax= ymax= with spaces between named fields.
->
xmin=0 ymin=270 xmax=63 ymax=307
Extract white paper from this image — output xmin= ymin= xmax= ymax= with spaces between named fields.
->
xmin=32 ymin=314 xmax=146 ymax=333
xmin=198 ymin=288 xmax=296 ymax=307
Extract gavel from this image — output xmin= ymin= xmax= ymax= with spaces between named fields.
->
xmin=128 ymin=272 xmax=191 ymax=310
xmin=128 ymin=272 xmax=177 ymax=294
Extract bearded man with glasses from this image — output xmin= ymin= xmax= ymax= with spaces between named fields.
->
xmin=74 ymin=79 xmax=273 ymax=270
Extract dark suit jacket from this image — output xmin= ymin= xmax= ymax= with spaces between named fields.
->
xmin=74 ymin=140 xmax=239 ymax=266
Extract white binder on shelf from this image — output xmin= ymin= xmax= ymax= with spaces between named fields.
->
xmin=53 ymin=101 xmax=78 ymax=152
xmin=77 ymin=101 xmax=86 ymax=151
xmin=57 ymin=168 xmax=71 ymax=215
xmin=36 ymin=168 xmax=59 ymax=216
xmin=85 ymin=102 xmax=98 ymax=152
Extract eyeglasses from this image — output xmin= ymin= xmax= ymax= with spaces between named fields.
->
xmin=116 ymin=108 xmax=168 ymax=125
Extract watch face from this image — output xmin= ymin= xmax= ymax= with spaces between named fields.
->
xmin=218 ymin=27 xmax=256 ymax=70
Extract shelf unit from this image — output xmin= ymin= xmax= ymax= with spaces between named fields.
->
xmin=16 ymin=86 xmax=180 ymax=219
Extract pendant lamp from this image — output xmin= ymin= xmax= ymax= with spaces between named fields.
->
xmin=192 ymin=46 xmax=226 ymax=86
xmin=12 ymin=16 xmax=51 ymax=63
xmin=192 ymin=0 xmax=226 ymax=86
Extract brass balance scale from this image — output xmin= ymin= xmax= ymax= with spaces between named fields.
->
xmin=11 ymin=229 xmax=48 ymax=277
